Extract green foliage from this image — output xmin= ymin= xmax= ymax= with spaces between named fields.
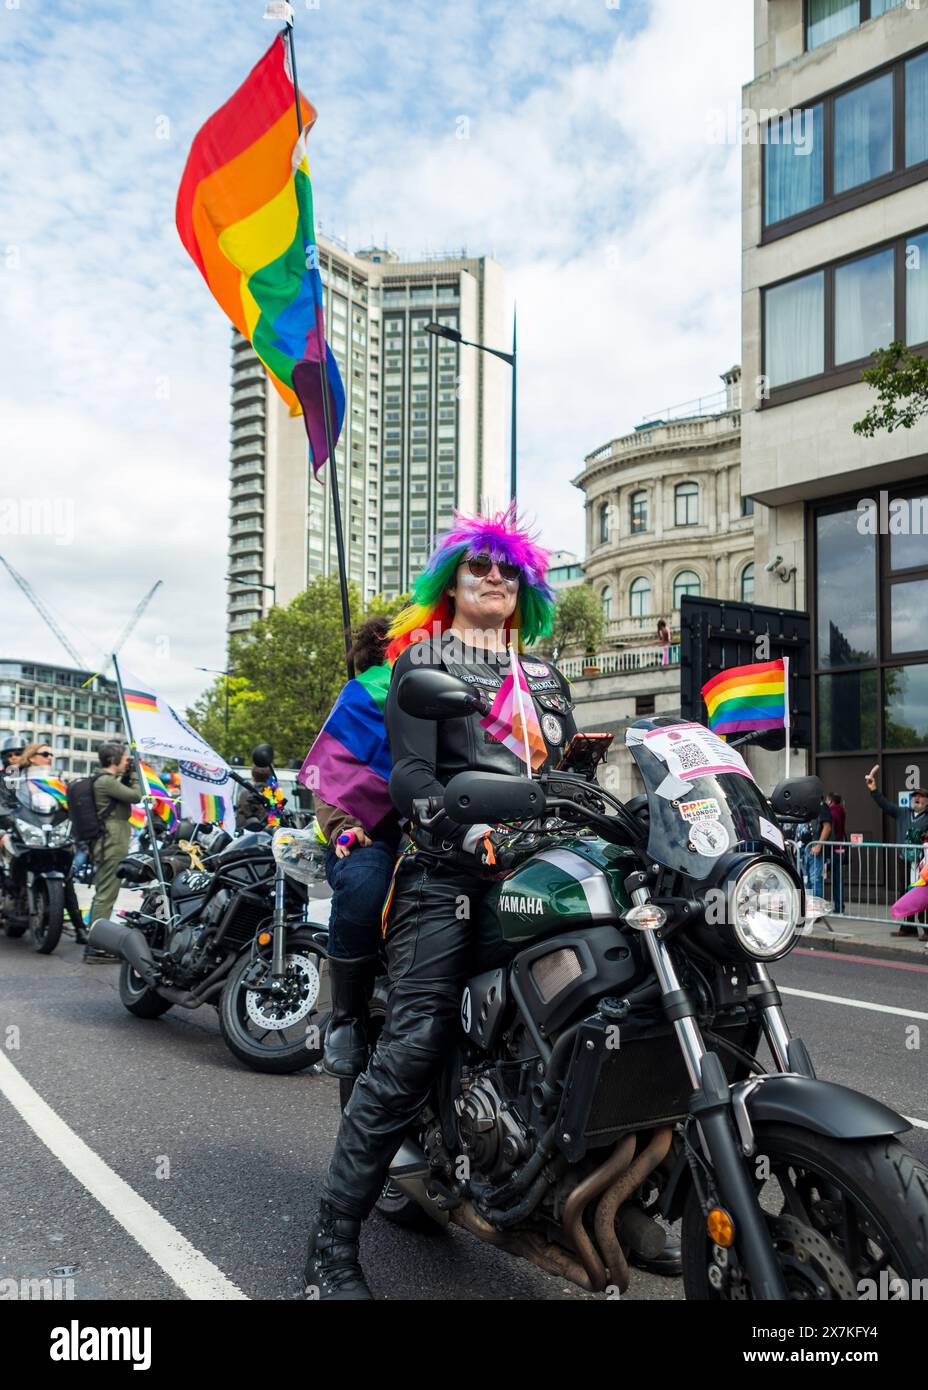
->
xmin=549 ymin=584 xmax=605 ymax=657
xmin=853 ymin=341 xmax=928 ymax=437
xmin=186 ymin=576 xmax=402 ymax=765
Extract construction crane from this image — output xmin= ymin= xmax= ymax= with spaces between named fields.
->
xmin=109 ymin=579 xmax=163 ymax=659
xmin=0 ymin=552 xmax=90 ymax=670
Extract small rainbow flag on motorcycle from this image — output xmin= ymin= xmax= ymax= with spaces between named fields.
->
xmin=701 ymin=658 xmax=788 ymax=736
xmin=27 ymin=777 xmax=68 ymax=805
xmin=481 ymin=650 xmax=547 ymax=774
xmin=199 ymin=793 xmax=227 ymax=824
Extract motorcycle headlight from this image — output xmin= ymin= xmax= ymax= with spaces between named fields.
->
xmin=729 ymin=860 xmax=800 ymax=960
xmin=15 ymin=818 xmax=45 ymax=848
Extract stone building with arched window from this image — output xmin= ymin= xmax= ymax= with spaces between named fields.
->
xmin=566 ymin=369 xmax=757 ymax=794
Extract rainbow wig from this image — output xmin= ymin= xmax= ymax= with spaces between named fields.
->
xmin=386 ymin=503 xmax=555 ymax=663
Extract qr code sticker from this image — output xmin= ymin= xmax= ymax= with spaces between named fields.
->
xmin=673 ymin=742 xmax=705 ymax=772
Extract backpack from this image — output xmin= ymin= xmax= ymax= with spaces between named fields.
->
xmin=66 ymin=774 xmax=117 ymax=845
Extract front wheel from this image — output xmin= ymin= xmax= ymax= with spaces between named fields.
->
xmin=682 ymin=1122 xmax=928 ymax=1300
xmin=219 ymin=929 xmax=329 ymax=1074
xmin=30 ymin=878 xmax=64 ymax=954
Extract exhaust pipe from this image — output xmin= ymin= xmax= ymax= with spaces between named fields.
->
xmin=87 ymin=920 xmax=158 ymax=984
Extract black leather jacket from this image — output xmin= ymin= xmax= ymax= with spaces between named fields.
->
xmin=385 ymin=636 xmax=577 ymax=859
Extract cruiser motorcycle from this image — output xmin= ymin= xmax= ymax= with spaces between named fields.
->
xmin=0 ymin=783 xmax=81 ymax=954
xmin=317 ymin=668 xmax=928 ymax=1300
xmin=88 ymin=820 xmax=330 ymax=1073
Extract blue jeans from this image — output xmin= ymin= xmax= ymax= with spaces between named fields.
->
xmin=806 ymin=847 xmax=825 ymax=898
xmin=324 ymin=840 xmax=398 ymax=960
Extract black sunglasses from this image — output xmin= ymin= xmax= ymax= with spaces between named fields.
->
xmin=36 ymin=750 xmax=53 ymax=758
xmin=465 ymin=552 xmax=521 ymax=582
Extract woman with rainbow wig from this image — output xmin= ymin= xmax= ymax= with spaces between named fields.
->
xmin=304 ymin=505 xmax=577 ymax=1300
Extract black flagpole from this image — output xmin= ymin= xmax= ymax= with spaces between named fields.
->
xmin=283 ymin=16 xmax=354 ymax=679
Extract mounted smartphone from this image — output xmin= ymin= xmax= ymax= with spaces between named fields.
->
xmin=556 ymin=732 xmax=614 ymax=776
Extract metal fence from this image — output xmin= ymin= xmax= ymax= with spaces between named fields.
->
xmin=787 ymin=839 xmax=928 ymax=928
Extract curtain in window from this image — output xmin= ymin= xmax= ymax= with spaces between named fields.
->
xmin=764 ymin=107 xmax=824 ymax=225
xmin=765 ymin=272 xmax=825 ymax=387
xmin=906 ymin=232 xmax=928 ymax=346
xmin=835 ymin=249 xmax=894 ymax=364
xmin=834 ymin=74 xmax=893 ymax=193
xmin=906 ymin=52 xmax=928 ymax=167
xmin=807 ymin=0 xmax=858 ymax=49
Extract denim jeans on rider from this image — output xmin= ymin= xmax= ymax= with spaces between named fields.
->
xmin=324 ymin=840 xmax=397 ymax=960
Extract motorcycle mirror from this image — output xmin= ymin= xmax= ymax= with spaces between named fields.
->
xmin=769 ymin=775 xmax=825 ymax=822
xmin=443 ymin=771 xmax=546 ymax=824
xmin=252 ymin=743 xmax=274 ymax=768
xmin=396 ymin=668 xmax=489 ymax=720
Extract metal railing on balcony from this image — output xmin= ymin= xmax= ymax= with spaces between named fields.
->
xmin=558 ymin=643 xmax=680 ymax=679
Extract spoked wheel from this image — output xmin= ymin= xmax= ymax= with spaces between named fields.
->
xmin=682 ymin=1122 xmax=928 ymax=1300
xmin=219 ymin=928 xmax=329 ymax=1074
xmin=337 ymin=991 xmax=442 ymax=1234
xmin=30 ymin=878 xmax=65 ymax=955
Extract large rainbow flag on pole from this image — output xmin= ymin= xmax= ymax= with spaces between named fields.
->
xmin=175 ymin=34 xmax=344 ymax=473
xmin=298 ymin=664 xmax=394 ymax=832
xmin=701 ymin=658 xmax=788 ymax=737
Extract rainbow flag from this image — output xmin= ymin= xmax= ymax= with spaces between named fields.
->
xmin=124 ymin=686 xmax=158 ymax=715
xmin=175 ymin=34 xmax=344 ymax=474
xmin=299 ymin=664 xmax=393 ymax=831
xmin=140 ymin=762 xmax=173 ymax=801
xmin=702 ymin=659 xmax=787 ymax=736
xmin=129 ymin=800 xmax=178 ymax=832
xmin=199 ymin=793 xmax=227 ymax=824
xmin=481 ymin=657 xmax=547 ymax=772
xmin=28 ymin=777 xmax=68 ymax=806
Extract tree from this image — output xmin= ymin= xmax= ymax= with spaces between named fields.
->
xmin=187 ymin=576 xmax=409 ymax=765
xmin=853 ymin=341 xmax=928 ymax=437
xmin=549 ymin=584 xmax=605 ymax=658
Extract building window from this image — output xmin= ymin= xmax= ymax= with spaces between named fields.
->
xmin=674 ymin=482 xmax=699 ymax=527
xmin=907 ymin=231 xmax=928 ymax=345
xmin=630 ymin=491 xmax=648 ymax=534
xmin=601 ymin=588 xmax=612 ymax=621
xmin=907 ymin=51 xmax=928 ymax=167
xmin=629 ymin=577 xmax=651 ymax=618
xmin=835 ymin=248 xmax=895 ymax=364
xmin=741 ymin=496 xmax=756 ymax=517
xmin=598 ymin=502 xmax=610 ymax=544
xmin=741 ymin=563 xmax=755 ymax=603
xmin=765 ymin=271 xmax=825 ymax=387
xmin=673 ymin=571 xmax=701 ymax=608
xmin=834 ymin=73 xmax=894 ymax=194
xmin=764 ymin=106 xmax=824 ymax=225
xmin=807 ymin=0 xmax=859 ymax=50
xmin=635 ymin=694 xmax=656 ymax=717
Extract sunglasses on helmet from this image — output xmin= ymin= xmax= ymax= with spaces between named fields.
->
xmin=465 ymin=552 xmax=521 ymax=582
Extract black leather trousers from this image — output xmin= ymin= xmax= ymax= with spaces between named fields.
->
xmin=322 ymin=851 xmax=496 ymax=1221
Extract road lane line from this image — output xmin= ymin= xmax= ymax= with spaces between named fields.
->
xmin=904 ymin=1116 xmax=928 ymax=1130
xmin=795 ymin=948 xmax=928 ymax=975
xmin=779 ymin=985 xmax=928 ymax=1022
xmin=0 ymin=1050 xmax=248 ymax=1301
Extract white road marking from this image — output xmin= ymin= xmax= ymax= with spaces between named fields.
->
xmin=904 ymin=1115 xmax=928 ymax=1130
xmin=779 ymin=985 xmax=928 ymax=1022
xmin=0 ymin=1050 xmax=248 ymax=1300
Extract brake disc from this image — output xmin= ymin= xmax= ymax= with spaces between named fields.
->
xmin=245 ymin=953 xmax=320 ymax=1030
xmin=769 ymin=1214 xmax=858 ymax=1300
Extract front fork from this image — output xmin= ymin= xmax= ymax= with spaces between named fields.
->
xmin=270 ymin=863 xmax=287 ymax=981
xmin=632 ymin=884 xmax=789 ymax=1299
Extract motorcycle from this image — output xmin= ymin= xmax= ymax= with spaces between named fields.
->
xmin=0 ymin=782 xmax=82 ymax=954
xmin=315 ymin=666 xmax=928 ymax=1300
xmin=87 ymin=816 xmax=331 ymax=1074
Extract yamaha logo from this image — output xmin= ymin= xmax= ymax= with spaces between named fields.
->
xmin=500 ymin=894 xmax=544 ymax=915
xmin=461 ymin=987 xmax=472 ymax=1032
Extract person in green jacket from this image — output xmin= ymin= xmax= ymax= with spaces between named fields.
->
xmin=84 ymin=741 xmax=143 ymax=963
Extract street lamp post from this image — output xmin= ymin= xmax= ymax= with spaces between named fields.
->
xmin=225 ymin=574 xmax=278 ymax=610
xmin=196 ymin=665 xmax=236 ymax=741
xmin=426 ymin=308 xmax=518 ymax=502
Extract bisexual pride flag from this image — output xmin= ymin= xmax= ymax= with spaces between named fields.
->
xmin=702 ymin=658 xmax=788 ymax=737
xmin=175 ymin=34 xmax=345 ymax=473
xmin=299 ymin=664 xmax=393 ymax=832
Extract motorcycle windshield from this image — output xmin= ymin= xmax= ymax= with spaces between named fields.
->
xmin=15 ymin=781 xmax=57 ymax=819
xmin=625 ymin=722 xmax=787 ymax=876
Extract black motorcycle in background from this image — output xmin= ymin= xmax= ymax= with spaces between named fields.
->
xmin=88 ymin=811 xmax=331 ymax=1073
xmin=0 ymin=782 xmax=82 ymax=954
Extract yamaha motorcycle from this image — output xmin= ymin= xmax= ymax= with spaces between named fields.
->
xmin=315 ymin=667 xmax=928 ymax=1300
xmin=0 ymin=783 xmax=82 ymax=954
xmin=88 ymin=819 xmax=331 ymax=1074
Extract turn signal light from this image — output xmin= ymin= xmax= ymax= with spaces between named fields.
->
xmin=257 ymin=931 xmax=272 ymax=946
xmin=707 ymin=1208 xmax=735 ymax=1247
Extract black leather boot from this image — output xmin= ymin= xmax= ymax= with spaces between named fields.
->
xmin=323 ymin=956 xmax=377 ymax=1079
xmin=303 ymin=1200 xmax=372 ymax=1300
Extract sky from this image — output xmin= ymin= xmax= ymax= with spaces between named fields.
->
xmin=0 ymin=0 xmax=753 ymax=708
